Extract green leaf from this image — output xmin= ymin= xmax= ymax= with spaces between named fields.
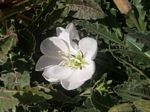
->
xmin=114 ymin=80 xmax=150 ymax=102
xmin=127 ymin=32 xmax=150 ymax=51
xmin=134 ymin=100 xmax=150 ymax=112
xmin=125 ymin=34 xmax=150 ymax=69
xmin=2 ymin=53 xmax=33 ymax=73
xmin=91 ymin=90 xmax=117 ymax=112
xmin=73 ymin=98 xmax=99 ymax=112
xmin=16 ymin=87 xmax=52 ymax=105
xmin=15 ymin=71 xmax=31 ymax=89
xmin=32 ymin=0 xmax=63 ymax=30
xmin=132 ymin=0 xmax=147 ymax=32
xmin=108 ymin=103 xmax=133 ymax=112
xmin=0 ymin=90 xmax=19 ymax=112
xmin=0 ymin=27 xmax=17 ymax=65
xmin=126 ymin=35 xmax=150 ymax=57
xmin=65 ymin=0 xmax=105 ymax=20
xmin=76 ymin=21 xmax=124 ymax=45
xmin=126 ymin=0 xmax=147 ymax=33
xmin=32 ymin=0 xmax=54 ymax=24
xmin=1 ymin=71 xmax=30 ymax=89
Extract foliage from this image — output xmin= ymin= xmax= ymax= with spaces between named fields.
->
xmin=0 ymin=0 xmax=150 ymax=111
xmin=0 ymin=90 xmax=19 ymax=112
xmin=64 ymin=0 xmax=106 ymax=20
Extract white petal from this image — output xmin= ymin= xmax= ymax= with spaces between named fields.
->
xmin=45 ymin=78 xmax=59 ymax=83
xmin=42 ymin=65 xmax=72 ymax=82
xmin=79 ymin=37 xmax=98 ymax=60
xmin=40 ymin=37 xmax=69 ymax=56
xmin=58 ymin=29 xmax=70 ymax=42
xmin=61 ymin=80 xmax=85 ymax=90
xmin=35 ymin=55 xmax=62 ymax=71
xmin=69 ymin=60 xmax=95 ymax=82
xmin=66 ymin=23 xmax=80 ymax=40
xmin=61 ymin=60 xmax=95 ymax=90
xmin=56 ymin=27 xmax=65 ymax=36
xmin=58 ymin=30 xmax=78 ymax=54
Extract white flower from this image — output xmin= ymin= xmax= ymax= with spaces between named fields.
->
xmin=35 ymin=23 xmax=98 ymax=90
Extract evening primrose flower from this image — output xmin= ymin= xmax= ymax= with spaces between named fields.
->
xmin=113 ymin=0 xmax=131 ymax=14
xmin=35 ymin=23 xmax=97 ymax=90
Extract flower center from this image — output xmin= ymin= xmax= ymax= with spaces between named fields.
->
xmin=60 ymin=51 xmax=85 ymax=69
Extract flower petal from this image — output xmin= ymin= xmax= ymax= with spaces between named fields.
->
xmin=45 ymin=78 xmax=59 ymax=83
xmin=79 ymin=37 xmax=98 ymax=59
xmin=56 ymin=27 xmax=65 ymax=36
xmin=40 ymin=37 xmax=69 ymax=56
xmin=61 ymin=60 xmax=95 ymax=90
xmin=66 ymin=23 xmax=80 ymax=41
xmin=61 ymin=80 xmax=85 ymax=90
xmin=69 ymin=60 xmax=95 ymax=82
xmin=42 ymin=65 xmax=72 ymax=82
xmin=58 ymin=29 xmax=78 ymax=55
xmin=35 ymin=55 xmax=62 ymax=71
xmin=57 ymin=29 xmax=70 ymax=43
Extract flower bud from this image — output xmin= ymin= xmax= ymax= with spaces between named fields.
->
xmin=113 ymin=0 xmax=132 ymax=14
